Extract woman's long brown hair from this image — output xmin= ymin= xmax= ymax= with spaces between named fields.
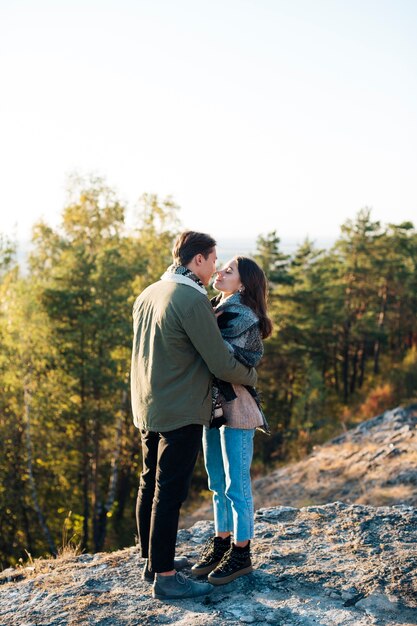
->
xmin=235 ymin=256 xmax=273 ymax=339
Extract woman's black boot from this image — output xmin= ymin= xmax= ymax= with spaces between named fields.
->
xmin=208 ymin=541 xmax=253 ymax=585
xmin=190 ymin=535 xmax=231 ymax=577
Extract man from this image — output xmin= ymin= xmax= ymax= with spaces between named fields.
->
xmin=131 ymin=231 xmax=257 ymax=600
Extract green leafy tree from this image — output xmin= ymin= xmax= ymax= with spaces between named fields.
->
xmin=130 ymin=193 xmax=180 ymax=291
xmin=29 ymin=177 xmax=142 ymax=552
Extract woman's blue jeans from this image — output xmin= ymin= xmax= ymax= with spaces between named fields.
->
xmin=203 ymin=426 xmax=255 ymax=542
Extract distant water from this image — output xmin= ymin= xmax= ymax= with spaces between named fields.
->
xmin=216 ymin=236 xmax=335 ymax=262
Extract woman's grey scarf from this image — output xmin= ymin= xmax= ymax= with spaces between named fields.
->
xmin=211 ymin=292 xmax=270 ymax=434
xmin=213 ymin=292 xmax=264 ymax=367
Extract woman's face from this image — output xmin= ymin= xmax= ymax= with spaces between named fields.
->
xmin=213 ymin=258 xmax=243 ymax=296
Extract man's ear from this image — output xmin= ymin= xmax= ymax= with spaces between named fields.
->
xmin=194 ymin=253 xmax=203 ymax=266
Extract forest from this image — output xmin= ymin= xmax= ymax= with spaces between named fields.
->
xmin=1 ymin=176 xmax=417 ymax=568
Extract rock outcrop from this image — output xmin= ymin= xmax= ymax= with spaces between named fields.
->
xmin=1 ymin=502 xmax=416 ymax=626
xmin=2 ymin=406 xmax=416 ymax=625
xmin=185 ymin=405 xmax=417 ymax=529
xmin=252 ymin=405 xmax=417 ymax=510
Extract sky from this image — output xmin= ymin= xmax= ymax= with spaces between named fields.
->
xmin=1 ymin=0 xmax=416 ymax=247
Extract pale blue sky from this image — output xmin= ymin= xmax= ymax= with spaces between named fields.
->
xmin=1 ymin=0 xmax=416 ymax=244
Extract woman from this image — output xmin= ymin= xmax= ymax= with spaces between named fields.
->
xmin=191 ymin=256 xmax=272 ymax=585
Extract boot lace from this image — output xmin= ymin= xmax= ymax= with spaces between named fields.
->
xmin=199 ymin=536 xmax=229 ymax=563
xmin=175 ymin=571 xmax=187 ymax=585
xmin=199 ymin=537 xmax=216 ymax=560
xmin=215 ymin=546 xmax=249 ymax=574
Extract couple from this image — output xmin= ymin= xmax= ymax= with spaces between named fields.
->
xmin=130 ymin=231 xmax=272 ymax=600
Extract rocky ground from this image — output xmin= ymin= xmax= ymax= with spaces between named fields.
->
xmin=253 ymin=405 xmax=417 ymax=510
xmin=1 ymin=502 xmax=416 ymax=626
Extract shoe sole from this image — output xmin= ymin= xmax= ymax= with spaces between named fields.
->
xmin=208 ymin=565 xmax=253 ymax=585
xmin=190 ymin=561 xmax=220 ymax=577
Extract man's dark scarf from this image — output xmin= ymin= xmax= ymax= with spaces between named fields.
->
xmin=164 ymin=263 xmax=205 ymax=288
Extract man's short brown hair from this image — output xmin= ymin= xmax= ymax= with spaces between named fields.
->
xmin=172 ymin=231 xmax=217 ymax=266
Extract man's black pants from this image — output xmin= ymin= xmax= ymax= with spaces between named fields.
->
xmin=136 ymin=424 xmax=203 ymax=573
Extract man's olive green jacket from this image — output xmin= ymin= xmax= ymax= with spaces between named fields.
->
xmin=130 ymin=279 xmax=257 ymax=432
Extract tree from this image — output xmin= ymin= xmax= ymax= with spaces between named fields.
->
xmin=28 ymin=179 xmax=181 ymax=554
xmin=0 ymin=270 xmax=59 ymax=562
xmin=254 ymin=231 xmax=291 ymax=285
xmin=29 ymin=177 xmax=141 ymax=551
xmin=131 ymin=193 xmax=180 ymax=292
